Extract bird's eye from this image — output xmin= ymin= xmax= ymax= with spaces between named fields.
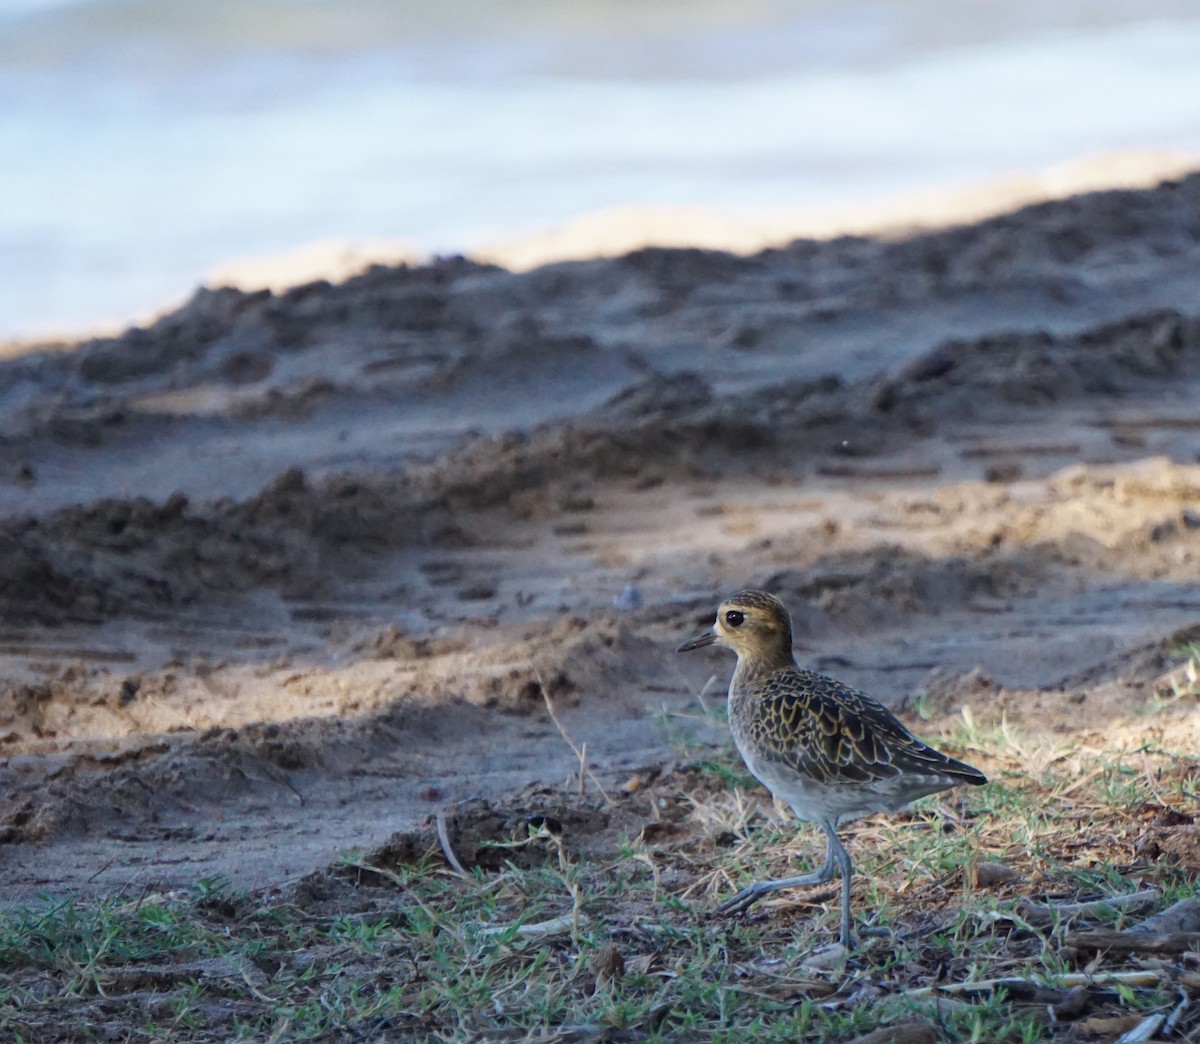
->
xmin=724 ymin=610 xmax=745 ymax=628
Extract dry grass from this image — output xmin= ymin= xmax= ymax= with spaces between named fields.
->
xmin=2 ymin=704 xmax=1200 ymax=1041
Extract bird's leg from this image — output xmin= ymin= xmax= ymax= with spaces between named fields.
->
xmin=717 ymin=820 xmax=857 ymax=949
xmin=822 ymin=822 xmax=855 ymax=949
xmin=714 ymin=831 xmax=836 ymax=917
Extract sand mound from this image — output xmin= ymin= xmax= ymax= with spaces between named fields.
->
xmin=5 ymin=169 xmax=1200 ymax=903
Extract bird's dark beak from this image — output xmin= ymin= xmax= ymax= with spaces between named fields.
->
xmin=676 ymin=629 xmax=717 ymax=652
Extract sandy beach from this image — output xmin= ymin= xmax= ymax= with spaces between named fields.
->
xmin=3 ymin=129 xmax=1200 ymax=1035
xmin=1 ymin=159 xmax=1199 ymax=906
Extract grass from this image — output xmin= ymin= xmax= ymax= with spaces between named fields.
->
xmin=1 ymin=722 xmax=1199 ymax=1041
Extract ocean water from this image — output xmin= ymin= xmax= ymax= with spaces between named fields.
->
xmin=2 ymin=0 xmax=1200 ymax=341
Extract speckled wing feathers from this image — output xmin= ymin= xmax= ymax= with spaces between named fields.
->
xmin=746 ymin=669 xmax=985 ymax=789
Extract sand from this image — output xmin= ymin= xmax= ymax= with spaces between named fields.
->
xmin=1 ymin=164 xmax=1200 ymax=904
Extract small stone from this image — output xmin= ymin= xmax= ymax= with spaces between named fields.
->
xmin=985 ymin=463 xmax=1023 ymax=483
xmin=589 ymin=942 xmax=625 ymax=984
xmin=118 ymin=676 xmax=141 ymax=705
xmin=974 ymin=861 xmax=1021 ymax=887
xmin=613 ymin=584 xmax=642 ymax=611
xmin=621 ymin=772 xmax=651 ymax=795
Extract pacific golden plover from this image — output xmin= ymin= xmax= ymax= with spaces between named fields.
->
xmin=678 ymin=590 xmax=987 ymax=947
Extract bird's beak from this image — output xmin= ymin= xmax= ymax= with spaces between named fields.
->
xmin=676 ymin=628 xmax=717 ymax=652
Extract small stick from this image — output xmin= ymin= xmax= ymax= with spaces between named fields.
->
xmin=86 ymin=859 xmax=116 ymax=884
xmin=906 ymin=969 xmax=1166 ymax=996
xmin=630 ymin=851 xmax=661 ymax=904
xmin=550 ymin=832 xmax=585 ymax=947
xmin=696 ymin=672 xmax=720 ymax=717
xmin=1115 ymin=1013 xmax=1164 ymax=1044
xmin=1015 ymin=888 xmax=1160 ymax=926
xmin=1066 ymin=929 xmax=1200 ymax=954
xmin=1164 ymin=987 xmax=1190 ymax=1036
xmin=531 ymin=659 xmax=613 ymax=804
xmin=435 ymin=809 xmax=468 ymax=877
xmin=888 ymin=994 xmax=978 ymax=1016
xmin=481 ymin=914 xmax=582 ymax=939
xmin=844 ymin=1023 xmax=939 ymax=1044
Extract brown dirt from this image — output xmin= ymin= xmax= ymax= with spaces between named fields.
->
xmin=2 ymin=171 xmax=1200 ymax=910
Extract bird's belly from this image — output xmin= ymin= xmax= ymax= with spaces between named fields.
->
xmin=740 ymin=752 xmax=862 ymax=821
xmin=738 ymin=744 xmax=948 ymax=824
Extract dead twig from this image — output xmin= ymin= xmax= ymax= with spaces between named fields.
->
xmin=1114 ymin=1013 xmax=1164 ymax=1043
xmin=1164 ymin=987 xmax=1190 ymax=1036
xmin=695 ymin=672 xmax=721 ymax=718
xmin=435 ymin=809 xmax=469 ymax=877
xmin=85 ymin=858 xmax=116 ymax=884
xmin=1066 ymin=929 xmax=1200 ymax=954
xmin=880 ymin=993 xmax=980 ymax=1018
xmin=1014 ymin=888 xmax=1160 ymax=927
xmin=907 ymin=969 xmax=1166 ymax=997
xmin=922 ymin=979 xmax=1069 ymax=1005
xmin=530 ymin=659 xmax=613 ymax=804
xmin=480 ymin=913 xmax=583 ymax=940
xmin=844 ymin=1022 xmax=936 ymax=1044
xmin=549 ymin=831 xmax=586 ymax=947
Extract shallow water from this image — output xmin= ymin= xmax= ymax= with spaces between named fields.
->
xmin=2 ymin=0 xmax=1200 ymax=340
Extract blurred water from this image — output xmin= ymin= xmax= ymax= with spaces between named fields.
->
xmin=2 ymin=0 xmax=1199 ymax=341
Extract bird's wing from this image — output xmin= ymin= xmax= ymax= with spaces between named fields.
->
xmin=750 ymin=669 xmax=986 ymax=787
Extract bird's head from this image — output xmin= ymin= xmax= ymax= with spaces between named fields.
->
xmin=677 ymin=589 xmax=795 ymax=667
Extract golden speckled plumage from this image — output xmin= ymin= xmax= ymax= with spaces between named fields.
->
xmin=741 ymin=666 xmax=985 ymax=789
xmin=678 ymin=589 xmax=987 ymax=948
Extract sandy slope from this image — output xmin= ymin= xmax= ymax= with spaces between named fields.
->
xmin=1 ymin=169 xmax=1200 ymax=904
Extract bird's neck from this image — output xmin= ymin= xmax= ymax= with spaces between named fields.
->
xmin=732 ymin=646 xmax=797 ymax=687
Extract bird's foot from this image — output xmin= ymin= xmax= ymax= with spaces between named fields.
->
xmin=715 ymin=869 xmax=836 ymax=918
xmin=714 ymin=881 xmax=773 ymax=917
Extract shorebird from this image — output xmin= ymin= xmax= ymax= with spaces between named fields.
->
xmin=678 ymin=590 xmax=986 ymax=947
